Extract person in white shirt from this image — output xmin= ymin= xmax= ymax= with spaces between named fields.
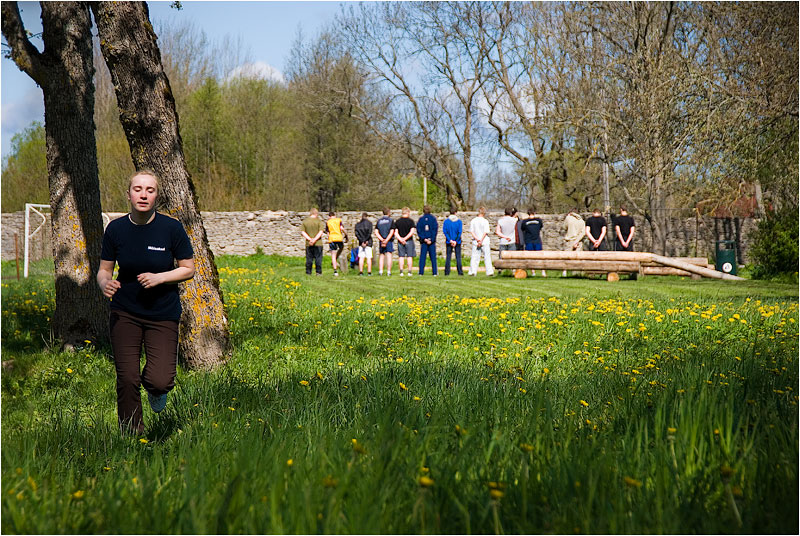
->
xmin=495 ymin=207 xmax=518 ymax=255
xmin=495 ymin=207 xmax=517 ymax=275
xmin=562 ymin=208 xmax=585 ymax=276
xmin=468 ymin=206 xmax=494 ymax=276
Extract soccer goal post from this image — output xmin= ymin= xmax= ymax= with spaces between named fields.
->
xmin=23 ymin=203 xmax=50 ymax=278
xmin=23 ymin=204 xmax=115 ymax=278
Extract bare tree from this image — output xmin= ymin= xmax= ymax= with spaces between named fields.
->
xmin=561 ymin=2 xmax=720 ymax=253
xmin=472 ymin=2 xmax=566 ymax=211
xmin=341 ymin=2 xmax=489 ymax=210
xmin=2 ymin=1 xmax=109 ymax=347
xmin=91 ymin=1 xmax=230 ymax=369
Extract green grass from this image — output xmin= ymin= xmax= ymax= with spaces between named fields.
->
xmin=2 ymin=255 xmax=798 ymax=533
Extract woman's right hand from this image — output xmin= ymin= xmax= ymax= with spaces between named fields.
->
xmin=102 ymin=279 xmax=121 ymax=298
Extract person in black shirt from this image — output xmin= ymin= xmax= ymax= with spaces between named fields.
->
xmin=521 ymin=209 xmax=544 ymax=251
xmin=354 ymin=213 xmax=374 ymax=275
xmin=97 ymin=170 xmax=195 ymax=435
xmin=394 ymin=207 xmax=416 ymax=276
xmin=612 ymin=207 xmax=636 ymax=251
xmin=521 ymin=207 xmax=546 ymax=276
xmin=584 ymin=208 xmax=608 ymax=251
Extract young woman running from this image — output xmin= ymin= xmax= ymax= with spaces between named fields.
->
xmin=97 ymin=170 xmax=195 ymax=435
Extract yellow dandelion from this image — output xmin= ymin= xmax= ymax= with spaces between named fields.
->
xmin=667 ymin=427 xmax=677 ymax=434
xmin=66 ymin=368 xmax=73 ymax=374
xmin=399 ymin=382 xmax=408 ymax=391
xmin=489 ymin=488 xmax=504 ymax=500
xmin=720 ymin=464 xmax=735 ymax=478
xmin=351 ymin=438 xmax=367 ymax=454
xmin=71 ymin=490 xmax=85 ymax=500
xmin=579 ymin=400 xmax=589 ymax=407
xmin=418 ymin=476 xmax=434 ymax=487
xmin=139 ymin=438 xmax=149 ymax=444
xmin=520 ymin=442 xmax=534 ymax=452
xmin=623 ymin=476 xmax=642 ymax=488
xmin=299 ymin=380 xmax=309 ymax=386
xmin=287 ymin=459 xmax=293 ymax=467
xmin=542 ymin=368 xmax=550 ymax=374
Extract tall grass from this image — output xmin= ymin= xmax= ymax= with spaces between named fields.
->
xmin=2 ymin=256 xmax=797 ymax=533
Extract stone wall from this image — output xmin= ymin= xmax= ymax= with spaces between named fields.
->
xmin=2 ymin=209 xmax=757 ymax=265
xmin=1 ymin=211 xmax=53 ymax=265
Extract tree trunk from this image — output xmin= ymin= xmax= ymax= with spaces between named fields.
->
xmin=1 ymin=2 xmax=109 ymax=347
xmin=92 ymin=1 xmax=230 ymax=369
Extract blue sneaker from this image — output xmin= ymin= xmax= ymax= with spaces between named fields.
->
xmin=147 ymin=391 xmax=168 ymax=413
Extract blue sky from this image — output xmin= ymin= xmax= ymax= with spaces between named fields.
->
xmin=1 ymin=1 xmax=343 ymax=159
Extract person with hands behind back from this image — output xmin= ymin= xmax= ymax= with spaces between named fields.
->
xmin=468 ymin=206 xmax=494 ymax=276
xmin=97 ymin=170 xmax=195 ymax=436
xmin=585 ymin=208 xmax=608 ymax=251
xmin=301 ymin=208 xmax=325 ymax=275
xmin=416 ymin=205 xmax=439 ymax=276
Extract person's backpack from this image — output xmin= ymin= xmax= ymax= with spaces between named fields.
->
xmin=349 ymin=247 xmax=359 ymax=268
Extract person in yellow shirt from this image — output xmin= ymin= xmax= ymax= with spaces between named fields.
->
xmin=326 ymin=211 xmax=347 ymax=276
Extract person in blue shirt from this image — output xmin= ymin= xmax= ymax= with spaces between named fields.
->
xmin=442 ymin=208 xmax=463 ymax=275
xmin=416 ymin=205 xmax=439 ymax=276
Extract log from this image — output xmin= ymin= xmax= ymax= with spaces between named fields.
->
xmin=500 ymin=250 xmax=652 ymax=262
xmin=650 ymin=253 xmax=744 ymax=281
xmin=641 ymin=266 xmax=695 ymax=277
xmin=494 ymin=259 xmax=642 ymax=272
xmin=500 ymin=250 xmax=711 ymax=266
xmin=641 ymin=257 xmax=708 ymax=266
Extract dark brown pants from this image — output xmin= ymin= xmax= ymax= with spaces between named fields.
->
xmin=110 ymin=310 xmax=179 ymax=434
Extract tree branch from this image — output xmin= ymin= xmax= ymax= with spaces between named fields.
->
xmin=1 ymin=1 xmax=47 ymax=85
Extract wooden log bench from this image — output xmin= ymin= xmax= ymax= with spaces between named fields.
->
xmin=494 ymin=251 xmax=743 ymax=281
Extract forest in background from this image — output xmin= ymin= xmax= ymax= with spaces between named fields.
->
xmin=3 ymin=2 xmax=797 ymax=233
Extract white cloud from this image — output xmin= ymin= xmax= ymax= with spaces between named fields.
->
xmin=225 ymin=61 xmax=286 ymax=85
xmin=1 ymin=89 xmax=45 ymax=158
xmin=2 ymin=89 xmax=44 ymax=133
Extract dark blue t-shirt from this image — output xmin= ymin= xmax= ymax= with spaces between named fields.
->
xmin=101 ymin=213 xmax=193 ymax=321
xmin=522 ymin=217 xmax=543 ymax=243
xmin=376 ymin=216 xmax=395 ymax=240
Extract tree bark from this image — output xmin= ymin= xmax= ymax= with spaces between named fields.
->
xmin=91 ymin=1 xmax=230 ymax=369
xmin=1 ymin=1 xmax=109 ymax=347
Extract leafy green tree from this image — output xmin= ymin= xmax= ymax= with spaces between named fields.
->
xmin=749 ymin=205 xmax=799 ymax=279
xmin=1 ymin=122 xmax=48 ymax=211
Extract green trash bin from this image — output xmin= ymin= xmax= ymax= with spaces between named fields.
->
xmin=715 ymin=240 xmax=737 ymax=275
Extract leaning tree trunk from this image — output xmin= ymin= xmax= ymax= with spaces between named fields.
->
xmin=1 ymin=2 xmax=109 ymax=347
xmin=92 ymin=1 xmax=230 ymax=369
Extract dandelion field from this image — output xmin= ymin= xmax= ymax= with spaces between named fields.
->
xmin=2 ymin=256 xmax=798 ymax=534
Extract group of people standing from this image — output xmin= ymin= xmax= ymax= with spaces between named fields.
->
xmin=300 ymin=206 xmax=636 ymax=277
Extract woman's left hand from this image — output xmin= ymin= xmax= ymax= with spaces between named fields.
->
xmin=137 ymin=272 xmax=163 ymax=289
